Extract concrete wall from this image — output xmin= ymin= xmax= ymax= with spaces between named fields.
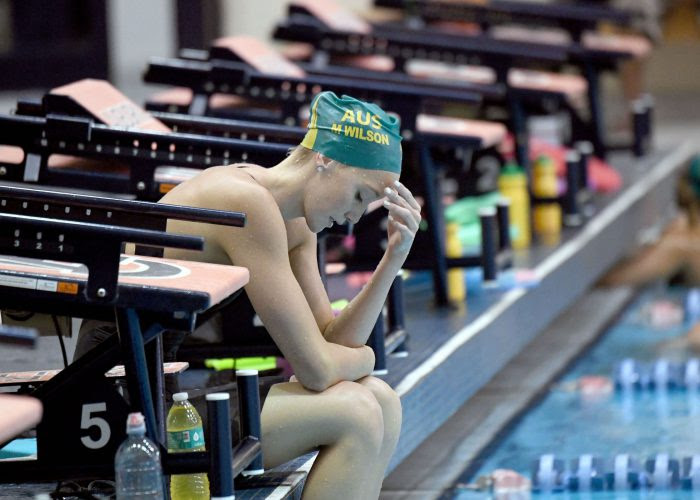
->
xmin=106 ymin=0 xmax=176 ymax=98
xmin=220 ymin=0 xmax=371 ymax=40
xmin=647 ymin=41 xmax=700 ymax=91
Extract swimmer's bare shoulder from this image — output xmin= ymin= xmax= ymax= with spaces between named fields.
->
xmin=159 ymin=164 xmax=287 ymax=265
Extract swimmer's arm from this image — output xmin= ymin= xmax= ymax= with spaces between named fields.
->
xmin=219 ymin=202 xmax=374 ymax=391
xmin=298 ymin=182 xmax=421 ymax=347
xmin=324 ymin=253 xmax=404 ymax=347
xmin=599 ymin=236 xmax=683 ymax=286
xmin=290 ymin=229 xmax=403 ymax=347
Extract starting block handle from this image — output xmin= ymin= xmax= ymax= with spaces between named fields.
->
xmin=0 ymin=212 xmax=203 ymax=251
xmin=151 ymin=111 xmax=306 ymax=144
xmin=0 ymin=184 xmax=245 ymax=228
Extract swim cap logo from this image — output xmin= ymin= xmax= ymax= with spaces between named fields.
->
xmin=340 ymin=110 xmax=382 ymax=129
xmin=330 ymin=110 xmax=390 ymax=146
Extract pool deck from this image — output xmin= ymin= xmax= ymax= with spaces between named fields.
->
xmin=380 ymin=140 xmax=696 ymax=499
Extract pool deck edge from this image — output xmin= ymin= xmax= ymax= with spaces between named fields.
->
xmin=383 ymin=140 xmax=696 ymax=496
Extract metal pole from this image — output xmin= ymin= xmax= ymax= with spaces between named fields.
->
xmin=564 ymin=150 xmax=583 ymax=227
xmin=207 ymin=393 xmax=235 ymax=500
xmin=236 ymin=370 xmax=264 ymax=476
xmin=479 ymin=207 xmax=497 ymax=283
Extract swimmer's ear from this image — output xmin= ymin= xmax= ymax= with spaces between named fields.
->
xmin=314 ymin=152 xmax=335 ymax=172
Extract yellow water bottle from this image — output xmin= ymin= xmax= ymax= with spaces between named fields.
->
xmin=532 ymin=155 xmax=562 ymax=245
xmin=167 ymin=392 xmax=210 ymax=499
xmin=445 ymin=222 xmax=466 ymax=306
xmin=498 ymin=163 xmax=530 ymax=249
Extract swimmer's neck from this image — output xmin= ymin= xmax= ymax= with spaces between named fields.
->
xmin=238 ymin=155 xmax=314 ymax=221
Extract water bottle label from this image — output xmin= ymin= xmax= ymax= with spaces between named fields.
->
xmin=168 ymin=426 xmax=204 ymax=450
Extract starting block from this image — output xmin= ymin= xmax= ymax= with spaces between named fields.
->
xmin=0 ymin=362 xmax=189 ymax=388
xmin=0 ymin=184 xmax=261 ymax=499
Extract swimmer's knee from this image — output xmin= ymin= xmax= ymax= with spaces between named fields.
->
xmin=334 ymin=382 xmax=384 ymax=448
xmin=359 ymin=376 xmax=402 ymax=422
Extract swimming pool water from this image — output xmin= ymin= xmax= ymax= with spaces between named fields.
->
xmin=450 ymin=286 xmax=700 ymax=498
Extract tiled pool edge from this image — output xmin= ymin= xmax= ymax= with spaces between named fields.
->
xmin=384 ymin=141 xmax=695 ymax=490
xmin=383 ymin=287 xmax=635 ymax=499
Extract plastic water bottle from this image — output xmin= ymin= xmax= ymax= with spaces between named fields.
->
xmin=167 ymin=392 xmax=210 ymax=499
xmin=114 ymin=412 xmax=164 ymax=499
xmin=532 ymin=154 xmax=562 ymax=245
xmin=498 ymin=163 xmax=530 ymax=249
xmin=446 ymin=222 xmax=466 ymax=306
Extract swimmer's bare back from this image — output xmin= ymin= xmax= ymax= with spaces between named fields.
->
xmin=159 ymin=164 xmax=312 ymax=265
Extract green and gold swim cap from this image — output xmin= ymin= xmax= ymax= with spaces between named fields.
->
xmin=301 ymin=91 xmax=402 ymax=174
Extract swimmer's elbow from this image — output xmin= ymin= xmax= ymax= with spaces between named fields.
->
xmin=295 ymin=352 xmax=336 ymax=392
xmin=296 ymin=371 xmax=334 ymax=392
xmin=298 ymin=375 xmax=334 ymax=392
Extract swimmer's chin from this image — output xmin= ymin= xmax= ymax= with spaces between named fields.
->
xmin=308 ymin=217 xmax=335 ymax=233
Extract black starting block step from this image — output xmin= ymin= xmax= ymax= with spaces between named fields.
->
xmin=236 ymin=452 xmax=315 ymax=500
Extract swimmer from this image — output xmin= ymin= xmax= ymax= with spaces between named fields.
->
xmin=578 ymin=375 xmax=614 ymax=399
xmin=555 ymin=375 xmax=614 ymax=400
xmin=601 ymin=159 xmax=700 ymax=352
xmin=461 ymin=468 xmax=531 ymax=499
xmin=76 ymin=91 xmax=419 ymax=499
xmin=601 ymin=159 xmax=700 ymax=288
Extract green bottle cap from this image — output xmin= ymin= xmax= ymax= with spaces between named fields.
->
xmin=499 ymin=163 xmax=527 ymax=189
xmin=500 ymin=162 xmax=525 ymax=176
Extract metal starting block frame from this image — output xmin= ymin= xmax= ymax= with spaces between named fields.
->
xmin=275 ymin=2 xmax=647 ymax=161
xmin=15 ymin=96 xmax=307 ymax=148
xmin=0 ymin=113 xmax=291 ymax=200
xmin=368 ymin=0 xmax=648 ymax=158
xmin=0 ymin=185 xmax=259 ymax=498
xmin=374 ymin=0 xmax=631 ymax=42
xmin=143 ymin=51 xmax=483 ymax=128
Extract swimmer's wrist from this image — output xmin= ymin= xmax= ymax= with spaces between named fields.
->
xmin=384 ymin=246 xmax=409 ymax=269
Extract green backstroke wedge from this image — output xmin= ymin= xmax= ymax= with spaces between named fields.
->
xmin=204 ymin=356 xmax=278 ymax=372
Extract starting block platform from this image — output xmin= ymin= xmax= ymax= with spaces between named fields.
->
xmin=0 ymin=362 xmax=189 ymax=387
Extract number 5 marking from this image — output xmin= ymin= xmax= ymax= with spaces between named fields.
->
xmin=80 ymin=402 xmax=111 ymax=449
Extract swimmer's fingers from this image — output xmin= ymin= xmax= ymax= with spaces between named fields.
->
xmin=393 ymin=181 xmax=420 ymax=212
xmin=384 ymin=201 xmax=419 ymax=233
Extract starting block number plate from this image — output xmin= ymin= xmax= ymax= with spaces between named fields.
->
xmin=80 ymin=402 xmax=110 ymax=450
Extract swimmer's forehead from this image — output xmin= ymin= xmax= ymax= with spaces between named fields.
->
xmin=348 ymin=165 xmax=397 ymax=198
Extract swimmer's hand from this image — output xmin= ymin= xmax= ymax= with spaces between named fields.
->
xmin=383 ymin=181 xmax=421 ymax=260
